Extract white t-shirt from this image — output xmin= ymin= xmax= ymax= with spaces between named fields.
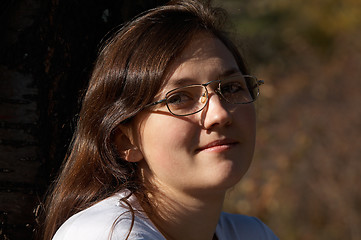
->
xmin=52 ymin=192 xmax=279 ymax=240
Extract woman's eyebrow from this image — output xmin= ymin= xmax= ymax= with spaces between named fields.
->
xmin=157 ymin=78 xmax=195 ymax=96
xmin=169 ymin=78 xmax=196 ymax=88
xmin=217 ymin=68 xmax=241 ymax=78
xmin=165 ymin=68 xmax=241 ymax=90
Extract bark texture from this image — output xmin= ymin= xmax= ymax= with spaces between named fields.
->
xmin=0 ymin=1 xmax=167 ymax=239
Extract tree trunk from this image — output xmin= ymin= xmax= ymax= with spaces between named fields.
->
xmin=0 ymin=1 xmax=167 ymax=239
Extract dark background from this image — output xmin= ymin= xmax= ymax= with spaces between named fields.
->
xmin=0 ymin=1 xmax=167 ymax=239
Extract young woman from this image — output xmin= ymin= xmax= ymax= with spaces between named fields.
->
xmin=43 ymin=0 xmax=279 ymax=239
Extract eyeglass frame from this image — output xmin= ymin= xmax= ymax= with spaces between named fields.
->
xmin=142 ymin=74 xmax=264 ymax=117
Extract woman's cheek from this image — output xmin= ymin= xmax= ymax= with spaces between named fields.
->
xmin=141 ymin=119 xmax=197 ymax=166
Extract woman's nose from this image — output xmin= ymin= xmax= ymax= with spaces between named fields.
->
xmin=201 ymin=93 xmax=232 ymax=129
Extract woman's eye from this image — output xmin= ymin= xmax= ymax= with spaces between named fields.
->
xmin=166 ymin=92 xmax=193 ymax=107
xmin=221 ymin=82 xmax=244 ymax=94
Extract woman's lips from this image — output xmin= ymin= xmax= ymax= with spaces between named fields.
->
xmin=195 ymin=139 xmax=238 ymax=153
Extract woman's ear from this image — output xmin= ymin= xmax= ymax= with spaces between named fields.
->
xmin=114 ymin=127 xmax=143 ymax=163
xmin=124 ymin=147 xmax=143 ymax=163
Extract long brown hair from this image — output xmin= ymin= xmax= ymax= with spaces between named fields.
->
xmin=42 ymin=0 xmax=249 ymax=239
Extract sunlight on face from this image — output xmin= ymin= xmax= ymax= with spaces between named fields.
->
xmin=132 ymin=33 xmax=256 ymax=198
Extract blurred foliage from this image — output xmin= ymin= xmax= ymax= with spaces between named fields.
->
xmin=215 ymin=0 xmax=361 ymax=239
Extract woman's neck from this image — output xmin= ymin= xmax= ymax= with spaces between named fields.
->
xmin=144 ymin=187 xmax=226 ymax=240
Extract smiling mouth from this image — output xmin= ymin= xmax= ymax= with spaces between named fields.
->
xmin=195 ymin=139 xmax=238 ymax=153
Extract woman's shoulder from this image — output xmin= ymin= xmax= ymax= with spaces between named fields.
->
xmin=52 ymin=193 xmax=129 ymax=240
xmin=216 ymin=212 xmax=279 ymax=240
xmin=52 ymin=192 xmax=165 ymax=240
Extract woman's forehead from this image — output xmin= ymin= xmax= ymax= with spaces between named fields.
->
xmin=163 ymin=34 xmax=239 ymax=87
xmin=175 ymin=33 xmax=226 ymax=63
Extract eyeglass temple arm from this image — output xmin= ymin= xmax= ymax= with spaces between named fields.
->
xmin=143 ymin=98 xmax=167 ymax=109
xmin=250 ymin=80 xmax=264 ymax=90
xmin=122 ymin=98 xmax=167 ymax=124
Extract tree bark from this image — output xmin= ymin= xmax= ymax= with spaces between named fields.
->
xmin=0 ymin=1 xmax=167 ymax=239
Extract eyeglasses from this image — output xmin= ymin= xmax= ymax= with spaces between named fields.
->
xmin=143 ymin=74 xmax=264 ymax=116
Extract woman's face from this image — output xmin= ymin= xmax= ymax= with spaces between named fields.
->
xmin=129 ymin=33 xmax=256 ymax=196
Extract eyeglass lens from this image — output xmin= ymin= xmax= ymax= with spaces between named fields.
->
xmin=165 ymin=75 xmax=259 ymax=116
